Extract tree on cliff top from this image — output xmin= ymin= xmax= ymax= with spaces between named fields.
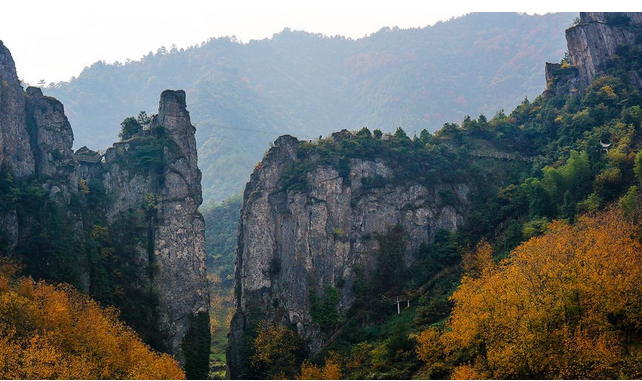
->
xmin=119 ymin=116 xmax=142 ymax=141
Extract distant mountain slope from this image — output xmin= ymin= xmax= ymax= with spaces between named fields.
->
xmin=46 ymin=12 xmax=576 ymax=202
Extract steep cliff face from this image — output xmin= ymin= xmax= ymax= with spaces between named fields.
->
xmin=546 ymin=12 xmax=642 ymax=95
xmin=26 ymin=87 xmax=79 ymax=194
xmin=0 ymin=41 xmax=35 ymax=178
xmin=152 ymin=91 xmax=208 ymax=362
xmin=0 ymin=41 xmax=78 ymax=263
xmin=567 ymin=12 xmax=642 ymax=91
xmin=78 ymin=90 xmax=210 ymax=375
xmin=228 ymin=134 xmax=469 ymax=377
xmin=0 ymin=41 xmax=209 ymax=378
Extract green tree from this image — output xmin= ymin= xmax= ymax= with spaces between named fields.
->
xmin=357 ymin=127 xmax=372 ymax=138
xmin=394 ymin=127 xmax=409 ymax=140
xmin=119 ymin=117 xmax=142 ymax=141
xmin=136 ymin=111 xmax=152 ymax=127
xmin=419 ymin=129 xmax=431 ymax=143
xmin=634 ymin=150 xmax=642 ymax=184
xmin=522 ymin=178 xmax=554 ymax=218
xmin=310 ymin=286 xmax=342 ymax=331
xmin=618 ymin=185 xmax=639 ymax=219
xmin=541 ymin=151 xmax=592 ymax=205
xmin=374 ymin=226 xmax=407 ymax=294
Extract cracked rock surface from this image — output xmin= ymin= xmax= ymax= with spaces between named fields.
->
xmin=227 ymin=134 xmax=469 ymax=377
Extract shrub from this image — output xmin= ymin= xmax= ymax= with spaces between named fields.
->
xmin=0 ymin=258 xmax=184 ymax=379
xmin=428 ymin=210 xmax=642 ymax=379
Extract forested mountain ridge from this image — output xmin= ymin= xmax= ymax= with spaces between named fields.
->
xmin=0 ymin=40 xmax=209 ymax=379
xmin=228 ymin=12 xmax=642 ymax=379
xmin=45 ymin=12 xmax=576 ymax=202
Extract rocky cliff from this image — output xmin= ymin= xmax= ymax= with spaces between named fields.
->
xmin=1 ymin=40 xmax=81 ymax=268
xmin=0 ymin=41 xmax=209 ymax=378
xmin=228 ymin=133 xmax=469 ymax=378
xmin=546 ymin=12 xmax=642 ymax=95
xmin=0 ymin=41 xmax=35 ymax=178
xmin=79 ymin=90 xmax=210 ymax=374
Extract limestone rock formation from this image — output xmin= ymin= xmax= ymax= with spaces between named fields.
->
xmin=0 ymin=41 xmax=35 ymax=178
xmin=0 ymin=41 xmax=209 ymax=378
xmin=0 ymin=41 xmax=77 ymax=257
xmin=567 ymin=13 xmax=642 ymax=91
xmin=140 ymin=90 xmax=208 ymax=364
xmin=78 ymin=90 xmax=210 ymax=373
xmin=228 ymin=134 xmax=469 ymax=378
xmin=26 ymin=87 xmax=78 ymax=191
xmin=546 ymin=12 xmax=642 ymax=96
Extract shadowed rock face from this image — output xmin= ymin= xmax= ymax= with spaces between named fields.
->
xmin=0 ymin=41 xmax=35 ymax=177
xmin=0 ymin=41 xmax=209 ymax=376
xmin=25 ymin=87 xmax=77 ymax=183
xmin=0 ymin=41 xmax=77 ymax=257
xmin=227 ymin=134 xmax=469 ymax=378
xmin=566 ymin=12 xmax=642 ymax=92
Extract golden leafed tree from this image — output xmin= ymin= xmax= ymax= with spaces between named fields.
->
xmin=0 ymin=258 xmax=184 ymax=380
xmin=418 ymin=210 xmax=642 ymax=379
xmin=298 ymin=352 xmax=342 ymax=380
xmin=460 ymin=240 xmax=495 ymax=278
xmin=251 ymin=320 xmax=301 ymax=378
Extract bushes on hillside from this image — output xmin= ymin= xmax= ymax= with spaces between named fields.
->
xmin=417 ymin=209 xmax=642 ymax=379
xmin=0 ymin=258 xmax=184 ymax=379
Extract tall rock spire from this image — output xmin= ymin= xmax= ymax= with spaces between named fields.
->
xmin=151 ymin=90 xmax=209 ymax=373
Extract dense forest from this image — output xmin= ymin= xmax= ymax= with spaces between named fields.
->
xmin=45 ymin=12 xmax=575 ymax=202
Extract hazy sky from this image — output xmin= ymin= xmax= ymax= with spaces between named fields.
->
xmin=0 ymin=0 xmax=610 ymax=84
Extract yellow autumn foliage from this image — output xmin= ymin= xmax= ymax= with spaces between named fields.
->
xmin=415 ymin=327 xmax=442 ymax=365
xmin=251 ymin=320 xmax=301 ymax=378
xmin=461 ymin=240 xmax=495 ymax=278
xmin=450 ymin=363 xmax=488 ymax=380
xmin=419 ymin=210 xmax=642 ymax=379
xmin=0 ymin=259 xmax=184 ymax=380
xmin=298 ymin=353 xmax=342 ymax=380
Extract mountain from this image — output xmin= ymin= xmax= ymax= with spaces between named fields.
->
xmin=227 ymin=132 xmax=478 ymax=378
xmin=0 ymin=41 xmax=209 ymax=379
xmin=45 ymin=12 xmax=577 ymax=203
xmin=228 ymin=12 xmax=642 ymax=379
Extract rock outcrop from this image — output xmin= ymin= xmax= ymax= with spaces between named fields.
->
xmin=0 ymin=41 xmax=76 ymax=257
xmin=567 ymin=13 xmax=642 ymax=91
xmin=0 ymin=41 xmax=35 ymax=178
xmin=228 ymin=134 xmax=469 ymax=378
xmin=546 ymin=12 xmax=642 ymax=95
xmin=26 ymin=87 xmax=78 ymax=193
xmin=0 ymin=41 xmax=209 ymax=378
xmin=152 ymin=91 xmax=208 ymax=360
